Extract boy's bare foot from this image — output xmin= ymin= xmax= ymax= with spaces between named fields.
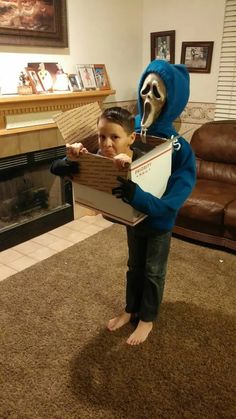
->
xmin=126 ymin=320 xmax=153 ymax=345
xmin=107 ymin=312 xmax=131 ymax=331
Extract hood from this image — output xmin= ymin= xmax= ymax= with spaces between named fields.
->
xmin=135 ymin=59 xmax=190 ymax=138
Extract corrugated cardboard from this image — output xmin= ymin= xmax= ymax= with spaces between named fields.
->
xmin=54 ymin=103 xmax=172 ymax=226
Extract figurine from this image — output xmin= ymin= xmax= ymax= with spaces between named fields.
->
xmin=17 ymin=71 xmax=32 ymax=95
xmin=19 ymin=71 xmax=27 ymax=86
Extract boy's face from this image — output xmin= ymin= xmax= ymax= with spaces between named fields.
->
xmin=98 ymin=118 xmax=136 ymax=158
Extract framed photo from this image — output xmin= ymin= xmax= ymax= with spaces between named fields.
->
xmin=68 ymin=74 xmax=84 ymax=91
xmin=25 ymin=68 xmax=45 ymax=94
xmin=0 ymin=0 xmax=68 ymax=48
xmin=180 ymin=42 xmax=214 ymax=73
xmin=93 ymin=64 xmax=110 ymax=90
xmin=28 ymin=62 xmax=70 ymax=91
xmin=151 ymin=30 xmax=175 ymax=63
xmin=76 ymin=65 xmax=97 ymax=90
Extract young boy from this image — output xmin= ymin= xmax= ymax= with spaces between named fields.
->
xmin=51 ymin=107 xmax=149 ymax=343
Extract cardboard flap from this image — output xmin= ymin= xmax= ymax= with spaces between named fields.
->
xmin=72 ymin=153 xmax=129 ymax=194
xmin=54 ymin=102 xmax=102 ymax=147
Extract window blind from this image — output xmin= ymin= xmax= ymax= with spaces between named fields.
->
xmin=215 ymin=0 xmax=236 ymax=120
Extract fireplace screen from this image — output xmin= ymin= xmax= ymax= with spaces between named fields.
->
xmin=0 ymin=166 xmax=63 ymax=228
xmin=0 ymin=146 xmax=73 ymax=251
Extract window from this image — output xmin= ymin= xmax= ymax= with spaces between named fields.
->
xmin=215 ymin=0 xmax=236 ymax=120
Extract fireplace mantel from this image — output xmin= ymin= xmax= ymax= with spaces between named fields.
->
xmin=0 ymin=89 xmax=115 ymax=158
xmin=0 ymin=89 xmax=115 ymax=134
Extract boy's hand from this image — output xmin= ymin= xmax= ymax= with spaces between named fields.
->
xmin=113 ymin=153 xmax=132 ymax=169
xmin=112 ymin=176 xmax=136 ymax=203
xmin=66 ymin=142 xmax=88 ymax=161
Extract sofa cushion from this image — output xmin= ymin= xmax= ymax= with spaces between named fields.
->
xmin=177 ymin=179 xmax=236 ymax=236
xmin=191 ymin=121 xmax=236 ymax=164
xmin=196 ymin=159 xmax=236 ymax=185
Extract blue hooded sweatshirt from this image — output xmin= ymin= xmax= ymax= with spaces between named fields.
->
xmin=132 ymin=59 xmax=196 ymax=231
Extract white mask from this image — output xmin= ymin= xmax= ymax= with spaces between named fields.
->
xmin=140 ymin=73 xmax=166 ymax=130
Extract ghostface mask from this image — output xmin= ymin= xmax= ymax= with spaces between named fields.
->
xmin=140 ymin=73 xmax=167 ymax=130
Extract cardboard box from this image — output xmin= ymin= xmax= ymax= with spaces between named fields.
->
xmin=54 ymin=103 xmax=172 ymax=226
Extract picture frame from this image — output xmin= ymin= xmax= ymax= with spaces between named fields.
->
xmin=28 ymin=62 xmax=70 ymax=91
xmin=150 ymin=30 xmax=175 ymax=63
xmin=0 ymin=0 xmax=68 ymax=48
xmin=25 ymin=67 xmax=45 ymax=94
xmin=68 ymin=74 xmax=84 ymax=92
xmin=180 ymin=41 xmax=214 ymax=73
xmin=93 ymin=64 xmax=110 ymax=90
xmin=76 ymin=65 xmax=97 ymax=90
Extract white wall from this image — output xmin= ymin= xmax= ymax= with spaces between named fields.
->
xmin=0 ymin=0 xmax=142 ymax=101
xmin=0 ymin=0 xmax=226 ymax=103
xmin=142 ymin=0 xmax=226 ymax=103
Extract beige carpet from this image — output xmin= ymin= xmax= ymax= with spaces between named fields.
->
xmin=1 ymin=225 xmax=235 ymax=419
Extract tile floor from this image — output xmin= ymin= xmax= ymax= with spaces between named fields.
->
xmin=0 ymin=214 xmax=113 ymax=282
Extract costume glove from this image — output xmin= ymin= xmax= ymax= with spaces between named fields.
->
xmin=50 ymin=158 xmax=80 ymax=178
xmin=112 ymin=176 xmax=136 ymax=204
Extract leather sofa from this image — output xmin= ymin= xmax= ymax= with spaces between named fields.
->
xmin=173 ymin=120 xmax=236 ymax=251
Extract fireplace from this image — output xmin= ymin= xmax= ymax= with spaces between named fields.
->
xmin=0 ymin=89 xmax=116 ymax=252
xmin=0 ymin=146 xmax=73 ymax=251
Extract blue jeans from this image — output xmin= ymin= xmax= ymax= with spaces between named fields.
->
xmin=126 ymin=224 xmax=171 ymax=322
